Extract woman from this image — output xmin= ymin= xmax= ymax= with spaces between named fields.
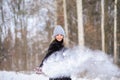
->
xmin=36 ymin=25 xmax=71 ymax=80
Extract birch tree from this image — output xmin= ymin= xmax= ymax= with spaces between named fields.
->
xmin=101 ymin=0 xmax=105 ymax=52
xmin=63 ymin=0 xmax=69 ymax=46
xmin=76 ymin=0 xmax=84 ymax=46
xmin=114 ymin=0 xmax=118 ymax=64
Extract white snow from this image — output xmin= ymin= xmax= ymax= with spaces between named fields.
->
xmin=0 ymin=70 xmax=120 ymax=80
xmin=0 ymin=71 xmax=49 ymax=80
xmin=42 ymin=46 xmax=120 ymax=79
xmin=0 ymin=47 xmax=120 ymax=80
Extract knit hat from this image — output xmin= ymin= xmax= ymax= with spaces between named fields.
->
xmin=53 ymin=25 xmax=65 ymax=37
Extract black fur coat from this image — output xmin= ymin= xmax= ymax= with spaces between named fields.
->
xmin=39 ymin=39 xmax=64 ymax=67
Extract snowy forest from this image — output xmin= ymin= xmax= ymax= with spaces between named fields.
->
xmin=0 ymin=0 xmax=120 ymax=75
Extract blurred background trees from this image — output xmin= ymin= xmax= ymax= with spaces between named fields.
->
xmin=0 ymin=0 xmax=120 ymax=71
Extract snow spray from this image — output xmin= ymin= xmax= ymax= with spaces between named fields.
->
xmin=42 ymin=46 xmax=120 ymax=79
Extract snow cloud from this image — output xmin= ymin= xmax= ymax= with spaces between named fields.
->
xmin=42 ymin=46 xmax=120 ymax=79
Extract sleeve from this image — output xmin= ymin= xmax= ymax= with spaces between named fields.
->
xmin=39 ymin=42 xmax=59 ymax=67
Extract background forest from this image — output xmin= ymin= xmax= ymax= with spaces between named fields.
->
xmin=0 ymin=0 xmax=120 ymax=71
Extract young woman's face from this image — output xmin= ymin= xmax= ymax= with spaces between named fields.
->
xmin=55 ymin=34 xmax=64 ymax=41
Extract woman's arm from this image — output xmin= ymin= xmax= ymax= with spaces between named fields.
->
xmin=39 ymin=39 xmax=64 ymax=67
xmin=39 ymin=42 xmax=58 ymax=67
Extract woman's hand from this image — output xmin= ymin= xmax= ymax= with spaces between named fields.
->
xmin=34 ymin=67 xmax=48 ymax=77
xmin=34 ymin=67 xmax=43 ymax=74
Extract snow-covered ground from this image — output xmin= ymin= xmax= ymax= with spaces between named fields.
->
xmin=0 ymin=47 xmax=120 ymax=80
xmin=0 ymin=71 xmax=120 ymax=80
xmin=0 ymin=71 xmax=49 ymax=80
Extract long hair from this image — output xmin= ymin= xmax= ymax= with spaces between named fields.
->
xmin=50 ymin=37 xmax=66 ymax=46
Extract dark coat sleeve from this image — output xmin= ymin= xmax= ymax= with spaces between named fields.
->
xmin=39 ymin=40 xmax=64 ymax=67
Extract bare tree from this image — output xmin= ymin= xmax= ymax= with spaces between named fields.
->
xmin=101 ymin=0 xmax=105 ymax=52
xmin=63 ymin=0 xmax=69 ymax=46
xmin=114 ymin=0 xmax=118 ymax=64
xmin=76 ymin=0 xmax=84 ymax=46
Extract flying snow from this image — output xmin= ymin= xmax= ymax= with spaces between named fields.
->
xmin=42 ymin=46 xmax=120 ymax=79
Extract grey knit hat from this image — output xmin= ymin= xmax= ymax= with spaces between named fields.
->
xmin=53 ymin=25 xmax=65 ymax=37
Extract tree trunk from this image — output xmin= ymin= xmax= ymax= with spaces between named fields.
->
xmin=101 ymin=0 xmax=105 ymax=52
xmin=76 ymin=0 xmax=84 ymax=46
xmin=63 ymin=0 xmax=69 ymax=47
xmin=114 ymin=0 xmax=118 ymax=64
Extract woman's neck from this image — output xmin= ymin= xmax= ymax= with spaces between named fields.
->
xmin=55 ymin=39 xmax=63 ymax=44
